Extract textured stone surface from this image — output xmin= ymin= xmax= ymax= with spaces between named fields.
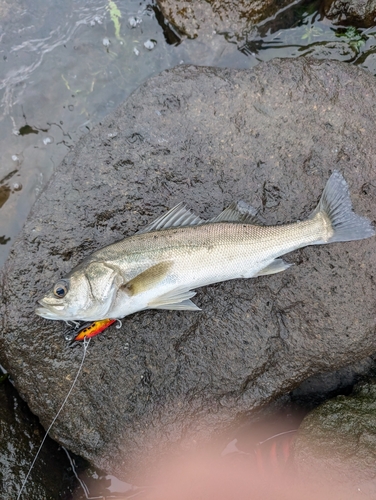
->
xmin=323 ymin=0 xmax=376 ymax=27
xmin=293 ymin=381 xmax=376 ymax=495
xmin=156 ymin=0 xmax=293 ymax=39
xmin=1 ymin=58 xmax=376 ymax=480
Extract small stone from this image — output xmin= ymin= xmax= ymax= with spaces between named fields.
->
xmin=128 ymin=16 xmax=142 ymax=28
xmin=88 ymin=15 xmax=102 ymax=26
xmin=144 ymin=39 xmax=156 ymax=50
xmin=133 ymin=47 xmax=140 ymax=56
xmin=102 ymin=37 xmax=111 ymax=47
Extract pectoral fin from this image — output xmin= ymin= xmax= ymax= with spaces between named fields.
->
xmin=148 ymin=287 xmax=201 ymax=311
xmin=152 ymin=299 xmax=201 ymax=311
xmin=254 ymin=258 xmax=292 ymax=277
xmin=122 ymin=261 xmax=172 ymax=296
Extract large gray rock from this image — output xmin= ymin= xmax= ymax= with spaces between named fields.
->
xmin=323 ymin=0 xmax=376 ymax=27
xmin=156 ymin=0 xmax=293 ymax=39
xmin=1 ymin=58 xmax=376 ymax=480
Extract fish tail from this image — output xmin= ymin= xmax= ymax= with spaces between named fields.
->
xmin=310 ymin=170 xmax=375 ymax=243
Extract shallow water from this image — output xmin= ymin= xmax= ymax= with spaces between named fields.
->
xmin=1 ymin=0 xmax=376 ymax=497
xmin=1 ymin=0 xmax=376 ymax=267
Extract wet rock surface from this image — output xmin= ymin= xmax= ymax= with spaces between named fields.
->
xmin=1 ymin=58 xmax=376 ymax=480
xmin=0 ymin=374 xmax=73 ymax=499
xmin=156 ymin=0 xmax=293 ymax=39
xmin=323 ymin=0 xmax=376 ymax=27
xmin=293 ymin=380 xmax=376 ymax=496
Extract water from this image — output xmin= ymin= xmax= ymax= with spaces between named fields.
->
xmin=1 ymin=0 xmax=376 ymax=497
xmin=1 ymin=0 xmax=376 ymax=267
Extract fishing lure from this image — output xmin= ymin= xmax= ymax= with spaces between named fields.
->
xmin=74 ymin=318 xmax=116 ymax=341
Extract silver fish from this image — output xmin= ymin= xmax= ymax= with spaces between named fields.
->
xmin=36 ymin=171 xmax=374 ymax=322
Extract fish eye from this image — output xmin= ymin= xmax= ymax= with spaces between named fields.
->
xmin=53 ymin=280 xmax=69 ymax=298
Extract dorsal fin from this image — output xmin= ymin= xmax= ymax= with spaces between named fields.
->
xmin=137 ymin=200 xmax=261 ymax=234
xmin=208 ymin=201 xmax=261 ymax=225
xmin=137 ymin=203 xmax=205 ymax=234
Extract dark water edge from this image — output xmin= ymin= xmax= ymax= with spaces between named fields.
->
xmin=1 ymin=0 xmax=376 ymax=497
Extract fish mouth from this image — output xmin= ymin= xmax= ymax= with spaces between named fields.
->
xmin=35 ymin=299 xmax=65 ymax=319
xmin=35 ymin=306 xmax=62 ymax=319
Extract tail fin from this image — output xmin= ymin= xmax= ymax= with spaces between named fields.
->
xmin=310 ymin=171 xmax=375 ymax=243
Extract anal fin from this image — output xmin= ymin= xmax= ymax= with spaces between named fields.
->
xmin=254 ymin=258 xmax=292 ymax=277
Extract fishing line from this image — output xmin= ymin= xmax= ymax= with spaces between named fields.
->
xmin=17 ymin=336 xmax=91 ymax=500
xmin=257 ymin=429 xmax=297 ymax=445
xmin=62 ymin=446 xmax=148 ymax=500
xmin=62 ymin=446 xmax=104 ymax=500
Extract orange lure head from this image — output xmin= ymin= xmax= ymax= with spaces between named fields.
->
xmin=74 ymin=319 xmax=116 ymax=341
